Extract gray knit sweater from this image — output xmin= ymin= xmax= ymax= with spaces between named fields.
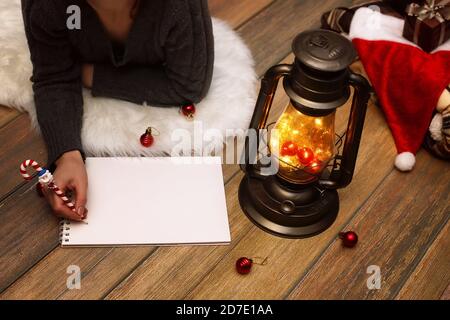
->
xmin=21 ymin=0 xmax=214 ymax=169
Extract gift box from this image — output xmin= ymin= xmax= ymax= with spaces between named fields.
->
xmin=321 ymin=1 xmax=403 ymax=34
xmin=402 ymin=1 xmax=450 ymax=52
xmin=384 ymin=0 xmax=425 ymax=14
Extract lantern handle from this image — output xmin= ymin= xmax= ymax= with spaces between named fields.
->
xmin=320 ymin=72 xmax=371 ymax=189
xmin=240 ymin=64 xmax=293 ymax=178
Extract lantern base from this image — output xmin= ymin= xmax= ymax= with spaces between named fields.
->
xmin=238 ymin=175 xmax=339 ymax=238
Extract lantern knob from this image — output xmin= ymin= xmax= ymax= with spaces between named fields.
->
xmin=292 ymin=29 xmax=356 ymax=72
xmin=285 ymin=29 xmax=357 ymax=112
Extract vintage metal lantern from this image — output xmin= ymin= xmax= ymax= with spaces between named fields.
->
xmin=239 ymin=30 xmax=371 ymax=238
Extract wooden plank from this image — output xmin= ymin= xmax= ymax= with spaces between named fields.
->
xmin=209 ymin=0 xmax=274 ymax=29
xmin=54 ymin=57 xmax=372 ymax=300
xmin=0 ymin=0 xmax=282 ymax=299
xmin=57 ymin=247 xmax=157 ymax=300
xmin=104 ymin=82 xmax=386 ymax=299
xmin=441 ymin=284 xmax=450 ymax=300
xmin=97 ymin=55 xmax=300 ymax=300
xmin=0 ymin=114 xmax=46 ymax=200
xmin=105 ymin=173 xmax=254 ymax=299
xmin=178 ymin=60 xmax=374 ymax=300
xmin=0 ymin=247 xmax=112 ymax=300
xmin=0 ymin=106 xmax=20 ymax=129
xmin=0 ymin=0 xmax=386 ymax=300
xmin=48 ymin=56 xmax=370 ymax=299
xmin=0 ymin=182 xmax=59 ymax=293
xmin=1 ymin=170 xmax=252 ymax=299
xmin=287 ymin=152 xmax=450 ymax=300
xmin=1 ymin=53 xmax=293 ymax=300
xmin=395 ymin=221 xmax=450 ymax=300
xmin=241 ymin=0 xmax=366 ymax=76
xmin=185 ymin=101 xmax=393 ymax=299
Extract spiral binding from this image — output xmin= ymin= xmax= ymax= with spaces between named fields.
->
xmin=59 ymin=220 xmax=71 ymax=244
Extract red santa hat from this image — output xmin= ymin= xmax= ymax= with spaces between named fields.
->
xmin=349 ymin=7 xmax=450 ymax=171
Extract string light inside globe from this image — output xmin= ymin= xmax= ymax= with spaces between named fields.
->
xmin=269 ymin=102 xmax=336 ymax=184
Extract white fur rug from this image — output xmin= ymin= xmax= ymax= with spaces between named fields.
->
xmin=0 ymin=0 xmax=257 ymax=157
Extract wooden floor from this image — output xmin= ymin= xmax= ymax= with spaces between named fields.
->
xmin=0 ymin=0 xmax=449 ymax=300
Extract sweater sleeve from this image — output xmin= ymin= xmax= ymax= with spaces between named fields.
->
xmin=22 ymin=0 xmax=85 ymax=170
xmin=91 ymin=0 xmax=214 ymax=106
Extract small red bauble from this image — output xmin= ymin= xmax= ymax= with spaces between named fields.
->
xmin=181 ymin=104 xmax=196 ymax=119
xmin=297 ymin=147 xmax=315 ymax=165
xmin=280 ymin=141 xmax=298 ymax=157
xmin=236 ymin=257 xmax=253 ymax=275
xmin=140 ymin=127 xmax=155 ymax=148
xmin=235 ymin=257 xmax=268 ymax=275
xmin=339 ymin=231 xmax=358 ymax=248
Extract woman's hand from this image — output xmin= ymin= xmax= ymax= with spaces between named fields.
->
xmin=82 ymin=64 xmax=94 ymax=89
xmin=43 ymin=150 xmax=88 ymax=222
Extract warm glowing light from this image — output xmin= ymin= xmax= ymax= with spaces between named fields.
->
xmin=307 ymin=160 xmax=322 ymax=174
xmin=270 ymin=102 xmax=336 ymax=184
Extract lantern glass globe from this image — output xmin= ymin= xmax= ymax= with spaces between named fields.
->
xmin=270 ymin=102 xmax=336 ymax=184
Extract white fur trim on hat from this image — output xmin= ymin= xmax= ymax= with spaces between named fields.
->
xmin=395 ymin=152 xmax=416 ymax=172
xmin=349 ymin=7 xmax=450 ymax=53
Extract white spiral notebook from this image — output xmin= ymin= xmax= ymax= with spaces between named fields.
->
xmin=59 ymin=157 xmax=231 ymax=247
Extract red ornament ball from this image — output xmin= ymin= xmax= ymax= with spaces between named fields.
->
xmin=140 ymin=128 xmax=155 ymax=148
xmin=297 ymin=147 xmax=315 ymax=165
xmin=236 ymin=257 xmax=253 ymax=275
xmin=339 ymin=231 xmax=358 ymax=248
xmin=280 ymin=141 xmax=298 ymax=157
xmin=181 ymin=104 xmax=196 ymax=119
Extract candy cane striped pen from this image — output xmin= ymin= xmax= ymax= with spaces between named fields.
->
xmin=20 ymin=159 xmax=87 ymax=223
xmin=41 ymin=173 xmax=76 ymax=211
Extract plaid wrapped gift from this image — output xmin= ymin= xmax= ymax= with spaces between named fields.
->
xmin=402 ymin=0 xmax=450 ymax=52
xmin=384 ymin=0 xmax=425 ymax=14
xmin=321 ymin=1 xmax=403 ymax=34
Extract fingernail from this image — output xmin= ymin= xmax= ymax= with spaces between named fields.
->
xmin=77 ymin=207 xmax=85 ymax=217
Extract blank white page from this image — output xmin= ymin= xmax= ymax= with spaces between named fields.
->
xmin=61 ymin=157 xmax=230 ymax=247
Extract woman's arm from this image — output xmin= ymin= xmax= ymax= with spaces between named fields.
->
xmin=22 ymin=0 xmax=88 ymax=222
xmin=22 ymin=0 xmax=85 ymax=169
xmin=91 ymin=0 xmax=214 ymax=106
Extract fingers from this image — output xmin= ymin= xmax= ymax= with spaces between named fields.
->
xmin=43 ymin=184 xmax=84 ymax=222
xmin=53 ymin=197 xmax=84 ymax=221
xmin=73 ymin=179 xmax=88 ymax=220
xmin=41 ymin=156 xmax=89 ymax=222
